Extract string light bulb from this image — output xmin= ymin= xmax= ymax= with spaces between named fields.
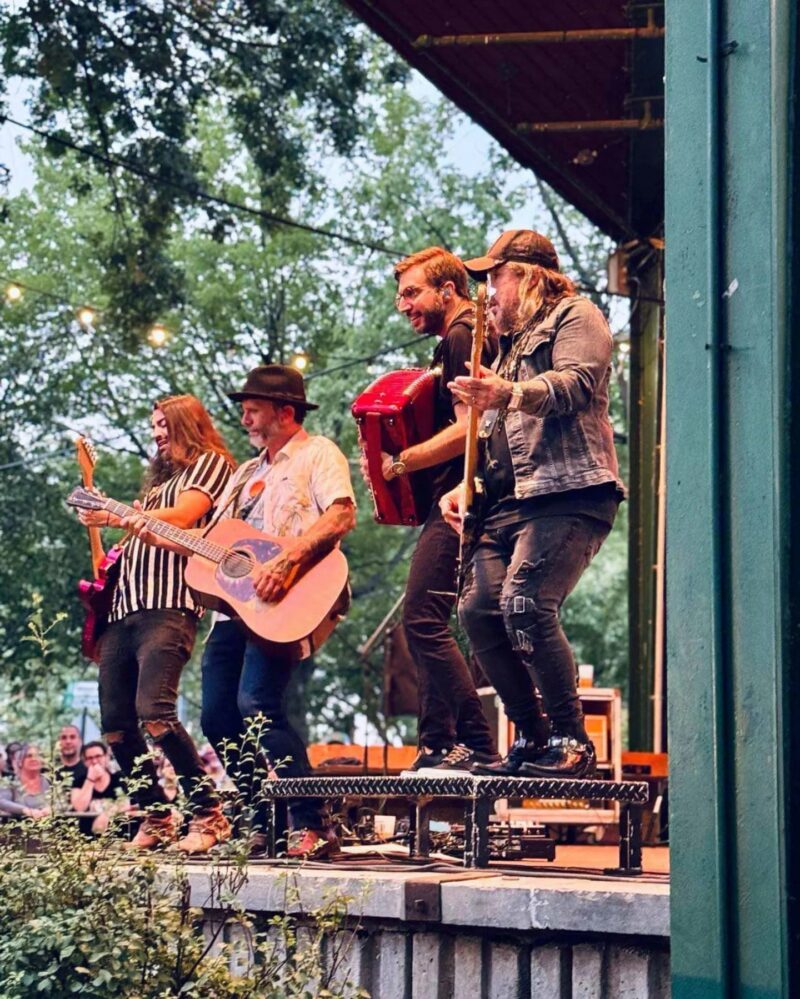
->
xmin=77 ymin=307 xmax=95 ymax=327
xmin=5 ymin=283 xmax=22 ymax=302
xmin=148 ymin=324 xmax=168 ymax=348
xmin=617 ymin=340 xmax=630 ymax=355
xmin=291 ymin=352 xmax=309 ymax=371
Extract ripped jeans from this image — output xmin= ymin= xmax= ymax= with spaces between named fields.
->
xmin=459 ymin=515 xmax=610 ymax=744
xmin=98 ymin=609 xmax=218 ymax=814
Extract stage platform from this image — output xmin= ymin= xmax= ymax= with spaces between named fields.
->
xmin=188 ymin=844 xmax=671 ymax=998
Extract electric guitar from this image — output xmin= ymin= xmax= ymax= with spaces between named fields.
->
xmin=458 ymin=281 xmax=487 ymax=587
xmin=67 ymin=486 xmax=350 ymax=648
xmin=75 ymin=438 xmax=123 ymax=662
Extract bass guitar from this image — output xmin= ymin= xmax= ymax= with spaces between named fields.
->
xmin=67 ymin=486 xmax=349 ymax=648
xmin=75 ymin=438 xmax=123 ymax=662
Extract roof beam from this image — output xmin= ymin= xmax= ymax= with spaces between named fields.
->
xmin=415 ymin=27 xmax=664 ymax=48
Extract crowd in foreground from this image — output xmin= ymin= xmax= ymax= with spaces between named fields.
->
xmin=0 ymin=724 xmax=231 ymax=837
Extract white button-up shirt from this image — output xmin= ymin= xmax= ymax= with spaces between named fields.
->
xmin=219 ymin=428 xmax=355 ymax=535
xmin=208 ymin=428 xmax=355 ymax=635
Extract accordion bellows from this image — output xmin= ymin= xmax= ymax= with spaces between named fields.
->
xmin=352 ymin=367 xmax=439 ymax=526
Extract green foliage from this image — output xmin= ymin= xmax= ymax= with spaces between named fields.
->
xmin=0 ymin=816 xmax=369 ymax=997
xmin=0 ymin=0 xmax=404 ymax=340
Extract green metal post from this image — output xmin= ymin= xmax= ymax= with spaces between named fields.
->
xmin=627 ymin=253 xmax=663 ymax=751
xmin=666 ymin=1 xmax=796 ymax=996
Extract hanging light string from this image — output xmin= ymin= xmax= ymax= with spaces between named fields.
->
xmin=0 ymin=113 xmax=406 ymax=259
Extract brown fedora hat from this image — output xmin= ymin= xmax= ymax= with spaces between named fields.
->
xmin=227 ymin=364 xmax=319 ymax=410
xmin=463 ymin=229 xmax=560 ymax=279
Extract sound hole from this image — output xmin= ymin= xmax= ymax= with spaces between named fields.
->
xmin=221 ymin=548 xmax=254 ymax=578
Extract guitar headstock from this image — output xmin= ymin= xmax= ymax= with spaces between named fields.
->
xmin=67 ymin=486 xmax=106 ymax=512
xmin=76 ymin=437 xmax=97 ymax=489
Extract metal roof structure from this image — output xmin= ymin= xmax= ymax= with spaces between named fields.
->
xmin=343 ymin=0 xmax=664 ymax=242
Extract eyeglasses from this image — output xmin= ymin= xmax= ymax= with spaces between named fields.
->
xmin=393 ymin=285 xmax=426 ymax=309
xmin=84 ymin=755 xmax=105 ymax=763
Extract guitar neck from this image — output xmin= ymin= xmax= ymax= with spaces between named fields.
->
xmin=87 ymin=526 xmax=105 ymax=579
xmin=462 ymin=282 xmax=486 ymax=510
xmin=100 ymin=499 xmax=227 ymax=564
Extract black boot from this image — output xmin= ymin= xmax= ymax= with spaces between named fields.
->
xmin=516 ymin=735 xmax=597 ymax=779
xmin=472 ymin=734 xmax=549 ymax=776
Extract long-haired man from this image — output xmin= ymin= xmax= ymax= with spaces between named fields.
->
xmin=78 ymin=394 xmax=235 ymax=851
xmin=441 ymin=230 xmax=625 ymax=778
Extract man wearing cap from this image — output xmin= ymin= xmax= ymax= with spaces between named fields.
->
xmin=126 ymin=365 xmax=356 ymax=857
xmin=382 ymin=246 xmax=500 ymax=776
xmin=440 ymin=230 xmax=625 ymax=778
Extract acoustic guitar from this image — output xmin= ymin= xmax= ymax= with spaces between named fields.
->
xmin=75 ymin=438 xmax=123 ymax=662
xmin=67 ymin=486 xmax=349 ymax=647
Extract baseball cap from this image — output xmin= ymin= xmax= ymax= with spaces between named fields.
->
xmin=463 ymin=229 xmax=560 ymax=279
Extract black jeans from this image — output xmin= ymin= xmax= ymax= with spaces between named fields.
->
xmin=459 ymin=515 xmax=610 ymax=743
xmin=403 ymin=505 xmax=495 ymax=754
xmin=98 ymin=609 xmax=217 ymax=813
xmin=201 ymin=620 xmax=324 ymax=831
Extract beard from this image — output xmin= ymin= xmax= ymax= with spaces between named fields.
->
xmin=491 ymin=300 xmax=520 ymax=335
xmin=416 ymin=298 xmax=447 ymax=335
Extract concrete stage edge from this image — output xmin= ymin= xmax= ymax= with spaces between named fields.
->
xmin=187 ymin=860 xmax=670 ymax=998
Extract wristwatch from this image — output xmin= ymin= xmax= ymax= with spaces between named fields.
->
xmin=390 ymin=455 xmax=408 ymax=477
xmin=507 ymin=384 xmax=524 ymax=412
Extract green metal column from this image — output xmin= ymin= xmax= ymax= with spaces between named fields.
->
xmin=627 ymin=253 xmax=664 ymax=751
xmin=666 ymin=1 xmax=796 ymax=996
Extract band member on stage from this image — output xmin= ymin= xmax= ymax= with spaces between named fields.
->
xmin=382 ymin=247 xmax=499 ymax=774
xmin=441 ymin=230 xmax=625 ymax=778
xmin=77 ymin=395 xmax=234 ymax=850
xmin=126 ymin=365 xmax=356 ymax=858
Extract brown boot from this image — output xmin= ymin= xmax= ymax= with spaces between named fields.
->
xmin=286 ymin=827 xmax=340 ymax=859
xmin=172 ymin=807 xmax=232 ymax=855
xmin=125 ymin=813 xmax=179 ymax=851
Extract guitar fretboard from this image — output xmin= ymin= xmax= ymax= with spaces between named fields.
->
xmin=102 ymin=499 xmax=247 ymax=568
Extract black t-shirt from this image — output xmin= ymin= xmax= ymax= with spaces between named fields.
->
xmin=72 ymin=770 xmax=124 ymax=836
xmin=72 ymin=768 xmax=123 ymax=799
xmin=59 ymin=760 xmax=88 ymax=786
xmin=483 ymin=416 xmax=621 ymax=529
xmin=429 ymin=317 xmax=497 ymax=500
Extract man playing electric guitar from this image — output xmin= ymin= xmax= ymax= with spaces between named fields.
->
xmin=125 ymin=365 xmax=356 ymax=858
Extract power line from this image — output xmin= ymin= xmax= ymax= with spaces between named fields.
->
xmin=0 ymin=113 xmax=406 ymax=259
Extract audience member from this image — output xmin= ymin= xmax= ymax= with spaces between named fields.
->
xmin=4 ymin=741 xmax=23 ymax=777
xmin=155 ymin=751 xmax=180 ymax=804
xmin=57 ymin=725 xmax=87 ymax=785
xmin=199 ymin=744 xmax=235 ymax=792
xmin=0 ymin=744 xmax=52 ymax=820
xmin=70 ymin=741 xmax=128 ymax=836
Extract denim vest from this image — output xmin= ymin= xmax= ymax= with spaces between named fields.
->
xmin=479 ymin=296 xmax=625 ymax=500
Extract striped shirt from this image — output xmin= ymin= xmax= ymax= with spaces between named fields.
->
xmin=110 ymin=451 xmax=232 ymax=621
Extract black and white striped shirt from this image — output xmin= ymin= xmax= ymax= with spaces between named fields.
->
xmin=110 ymin=451 xmax=232 ymax=621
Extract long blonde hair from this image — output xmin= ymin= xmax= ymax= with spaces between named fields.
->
xmin=508 ymin=261 xmax=576 ymax=328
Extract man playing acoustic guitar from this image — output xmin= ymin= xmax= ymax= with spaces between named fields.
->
xmin=125 ymin=365 xmax=356 ymax=858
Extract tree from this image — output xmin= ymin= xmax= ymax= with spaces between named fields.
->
xmin=0 ymin=0 xmax=405 ymax=340
xmin=0 ymin=27 xmax=630 ymax=743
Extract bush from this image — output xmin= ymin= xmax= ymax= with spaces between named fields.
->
xmin=0 ymin=815 xmax=367 ymax=998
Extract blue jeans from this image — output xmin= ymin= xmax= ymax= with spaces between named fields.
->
xmin=201 ymin=620 xmax=324 ymax=831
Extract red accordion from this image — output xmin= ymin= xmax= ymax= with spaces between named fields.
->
xmin=352 ymin=368 xmax=439 ymax=526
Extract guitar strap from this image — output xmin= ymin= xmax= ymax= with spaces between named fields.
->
xmin=198 ymin=458 xmax=259 ymax=539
